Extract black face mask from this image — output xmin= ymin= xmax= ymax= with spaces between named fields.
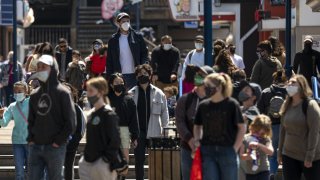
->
xmin=138 ymin=75 xmax=150 ymax=84
xmin=304 ymin=43 xmax=312 ymax=53
xmin=238 ymin=91 xmax=251 ymax=102
xmin=87 ymin=95 xmax=99 ymax=105
xmin=205 ymin=86 xmax=217 ymax=97
xmin=113 ymin=84 xmax=125 ymax=93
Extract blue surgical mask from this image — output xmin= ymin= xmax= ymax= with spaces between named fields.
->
xmin=14 ymin=93 xmax=26 ymax=102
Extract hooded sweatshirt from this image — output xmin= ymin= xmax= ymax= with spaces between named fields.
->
xmin=27 ymin=67 xmax=76 ymax=145
xmin=250 ymin=57 xmax=282 ymax=90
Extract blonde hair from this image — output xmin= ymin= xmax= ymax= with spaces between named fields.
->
xmin=86 ymin=77 xmax=109 ymax=104
xmin=249 ymin=115 xmax=272 ymax=138
xmin=205 ymin=73 xmax=233 ymax=97
xmin=280 ymin=74 xmax=312 ymax=115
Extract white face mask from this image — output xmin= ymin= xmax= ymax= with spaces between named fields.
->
xmin=14 ymin=93 xmax=26 ymax=102
xmin=286 ymin=85 xmax=299 ymax=97
xmin=163 ymin=44 xmax=172 ymax=51
xmin=37 ymin=70 xmax=50 ymax=82
xmin=195 ymin=43 xmax=203 ymax=50
xmin=121 ymin=22 xmax=130 ymax=31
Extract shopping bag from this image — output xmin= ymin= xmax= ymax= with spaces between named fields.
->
xmin=190 ymin=147 xmax=202 ymax=180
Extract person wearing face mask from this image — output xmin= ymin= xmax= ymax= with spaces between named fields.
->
xmin=237 ymin=81 xmax=261 ymax=180
xmin=175 ymin=66 xmax=213 ymax=180
xmin=66 ymin=50 xmax=86 ymax=96
xmin=278 ymin=75 xmax=320 ymax=180
xmin=27 ymin=54 xmax=76 ymax=180
xmin=228 ymin=44 xmax=245 ymax=70
xmin=85 ymin=39 xmax=107 ymax=78
xmin=79 ymin=77 xmax=122 ymax=180
xmin=0 ymin=81 xmax=29 ymax=180
xmin=55 ymin=38 xmax=73 ymax=80
xmin=251 ymin=40 xmax=282 ymax=90
xmin=0 ymin=51 xmax=24 ymax=106
xmin=179 ymin=35 xmax=205 ymax=80
xmin=238 ymin=81 xmax=261 ymax=127
xmin=293 ymin=35 xmax=320 ymax=87
xmin=151 ymin=35 xmax=180 ymax=91
xmin=193 ymin=73 xmax=246 ymax=180
xmin=107 ymin=73 xmax=139 ymax=180
xmin=257 ymin=70 xmax=287 ymax=178
xmin=107 ymin=12 xmax=149 ymax=90
xmin=128 ymin=64 xmax=169 ymax=180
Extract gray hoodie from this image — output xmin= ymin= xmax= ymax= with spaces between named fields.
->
xmin=250 ymin=57 xmax=282 ymax=90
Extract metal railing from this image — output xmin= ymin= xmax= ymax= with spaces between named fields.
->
xmin=25 ymin=25 xmax=71 ymax=45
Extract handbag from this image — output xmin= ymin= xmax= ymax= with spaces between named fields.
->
xmin=190 ymin=147 xmax=202 ymax=180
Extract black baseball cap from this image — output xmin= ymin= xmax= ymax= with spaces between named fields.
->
xmin=195 ymin=35 xmax=204 ymax=42
xmin=117 ymin=12 xmax=130 ymax=22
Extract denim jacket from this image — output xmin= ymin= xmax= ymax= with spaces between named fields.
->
xmin=129 ymin=84 xmax=169 ymax=138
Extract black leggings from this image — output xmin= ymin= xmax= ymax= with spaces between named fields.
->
xmin=282 ymin=155 xmax=320 ymax=180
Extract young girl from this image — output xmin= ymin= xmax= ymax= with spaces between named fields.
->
xmin=240 ymin=115 xmax=274 ymax=180
xmin=0 ymin=81 xmax=29 ymax=180
xmin=163 ymin=86 xmax=178 ymax=118
xmin=193 ymin=73 xmax=246 ymax=180
xmin=78 ymin=77 xmax=121 ymax=180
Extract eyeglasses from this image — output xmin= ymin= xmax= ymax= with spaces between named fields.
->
xmin=256 ymin=49 xmax=263 ymax=53
xmin=59 ymin=45 xmax=67 ymax=48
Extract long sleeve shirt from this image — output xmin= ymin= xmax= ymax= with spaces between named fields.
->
xmin=0 ymin=98 xmax=29 ymax=144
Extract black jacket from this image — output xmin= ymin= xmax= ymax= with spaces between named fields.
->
xmin=55 ymin=46 xmax=73 ymax=76
xmin=293 ymin=49 xmax=320 ymax=86
xmin=27 ymin=67 xmax=76 ymax=145
xmin=84 ymin=105 xmax=120 ymax=163
xmin=106 ymin=29 xmax=149 ymax=77
xmin=257 ymin=84 xmax=287 ymax=124
xmin=151 ymin=45 xmax=180 ymax=83
xmin=108 ymin=93 xmax=139 ymax=141
xmin=175 ymin=91 xmax=200 ymax=150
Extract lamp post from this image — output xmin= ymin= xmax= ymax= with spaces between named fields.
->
xmin=285 ymin=0 xmax=292 ymax=78
xmin=13 ymin=0 xmax=18 ymax=83
xmin=204 ymin=0 xmax=213 ymax=66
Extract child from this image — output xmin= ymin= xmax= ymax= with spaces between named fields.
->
xmin=0 ymin=81 xmax=29 ymax=180
xmin=163 ymin=86 xmax=178 ymax=118
xmin=240 ymin=115 xmax=274 ymax=180
xmin=66 ymin=50 xmax=86 ymax=96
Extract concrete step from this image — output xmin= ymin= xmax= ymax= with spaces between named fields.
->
xmin=0 ymin=165 xmax=148 ymax=179
xmin=0 ymin=153 xmax=148 ymax=166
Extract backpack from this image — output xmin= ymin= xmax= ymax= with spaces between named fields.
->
xmin=268 ymin=88 xmax=286 ymax=119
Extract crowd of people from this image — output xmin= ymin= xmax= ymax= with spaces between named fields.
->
xmin=0 ymin=11 xmax=320 ymax=180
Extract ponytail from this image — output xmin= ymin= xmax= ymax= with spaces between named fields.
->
xmin=205 ymin=73 xmax=233 ymax=98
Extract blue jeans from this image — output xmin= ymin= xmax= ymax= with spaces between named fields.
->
xmin=13 ymin=144 xmax=29 ymax=180
xmin=28 ymin=144 xmax=66 ymax=180
xmin=269 ymin=124 xmax=280 ymax=175
xmin=201 ymin=145 xmax=239 ymax=180
xmin=181 ymin=147 xmax=193 ymax=180
xmin=123 ymin=73 xmax=137 ymax=90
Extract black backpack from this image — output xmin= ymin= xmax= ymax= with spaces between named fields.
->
xmin=268 ymin=87 xmax=286 ymax=120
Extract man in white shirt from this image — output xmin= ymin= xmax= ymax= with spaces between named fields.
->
xmin=107 ymin=12 xmax=149 ymax=89
xmin=180 ymin=35 xmax=205 ymax=80
xmin=228 ymin=44 xmax=245 ymax=70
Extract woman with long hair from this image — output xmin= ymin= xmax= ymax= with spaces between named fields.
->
xmin=108 ymin=73 xmax=139 ymax=180
xmin=278 ymin=75 xmax=320 ymax=180
xmin=193 ymin=73 xmax=246 ymax=180
xmin=268 ymin=36 xmax=286 ymax=66
xmin=79 ymin=77 xmax=121 ymax=180
xmin=213 ymin=49 xmax=238 ymax=78
xmin=25 ymin=43 xmax=42 ymax=73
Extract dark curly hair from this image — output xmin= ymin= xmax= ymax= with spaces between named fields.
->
xmin=214 ymin=49 xmax=238 ymax=76
xmin=135 ymin=64 xmax=153 ymax=77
